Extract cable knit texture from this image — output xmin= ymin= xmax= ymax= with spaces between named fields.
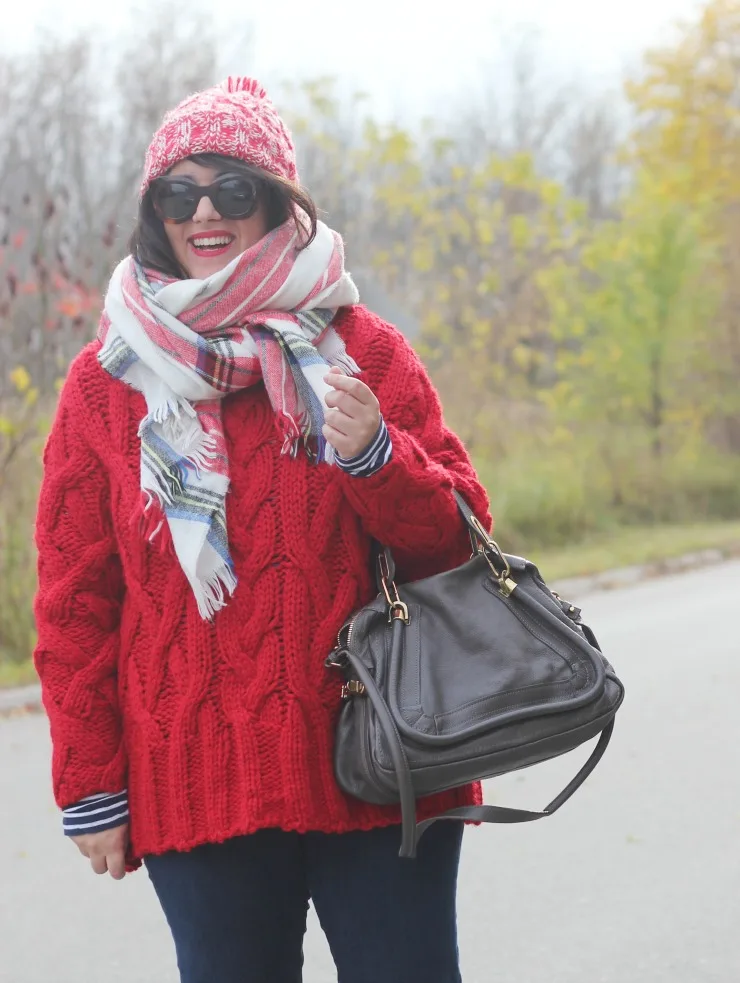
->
xmin=34 ymin=305 xmax=491 ymax=862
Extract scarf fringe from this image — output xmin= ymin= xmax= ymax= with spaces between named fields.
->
xmin=132 ymin=492 xmax=174 ymax=556
xmin=325 ymin=350 xmax=360 ymax=375
xmin=148 ymin=395 xmax=197 ymax=425
xmin=140 ymin=417 xmax=219 ymax=504
xmin=193 ymin=564 xmax=238 ymax=621
xmin=140 ymin=406 xmax=218 ymax=469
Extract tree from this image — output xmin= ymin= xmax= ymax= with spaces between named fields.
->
xmin=626 ymin=0 xmax=740 ymax=449
xmin=540 ymin=174 xmax=719 ymax=509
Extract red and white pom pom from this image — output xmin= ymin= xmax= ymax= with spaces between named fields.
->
xmin=221 ymin=77 xmax=268 ymax=100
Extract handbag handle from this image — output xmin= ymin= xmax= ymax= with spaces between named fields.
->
xmin=345 ymin=625 xmax=615 ymax=859
xmin=375 ymin=489 xmax=507 ymax=596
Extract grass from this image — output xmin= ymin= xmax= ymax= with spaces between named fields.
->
xmin=0 ymin=657 xmax=37 ymax=690
xmin=535 ymin=518 xmax=740 ymax=582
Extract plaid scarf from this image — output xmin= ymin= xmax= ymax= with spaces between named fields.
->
xmin=97 ymin=219 xmax=360 ymax=619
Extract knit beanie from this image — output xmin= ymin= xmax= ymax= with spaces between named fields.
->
xmin=140 ymin=77 xmax=298 ymax=199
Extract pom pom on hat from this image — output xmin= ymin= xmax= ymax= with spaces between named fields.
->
xmin=220 ymin=77 xmax=268 ymax=98
xmin=140 ymin=76 xmax=298 ymax=199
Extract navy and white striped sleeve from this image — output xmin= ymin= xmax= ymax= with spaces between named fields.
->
xmin=335 ymin=418 xmax=393 ymax=477
xmin=62 ymin=791 xmax=129 ymax=837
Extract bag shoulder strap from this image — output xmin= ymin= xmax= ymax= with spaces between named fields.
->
xmin=414 ymin=721 xmax=614 ymax=847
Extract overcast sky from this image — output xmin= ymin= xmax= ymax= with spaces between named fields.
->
xmin=5 ymin=0 xmax=703 ymax=117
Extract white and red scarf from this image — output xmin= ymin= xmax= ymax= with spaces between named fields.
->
xmin=98 ymin=219 xmax=360 ymax=618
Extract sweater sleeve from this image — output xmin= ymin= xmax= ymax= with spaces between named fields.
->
xmin=33 ymin=361 xmax=127 ymax=811
xmin=337 ymin=317 xmax=492 ymax=583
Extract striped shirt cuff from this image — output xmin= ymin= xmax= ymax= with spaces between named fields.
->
xmin=335 ymin=419 xmax=393 ymax=477
xmin=62 ymin=791 xmax=129 ymax=836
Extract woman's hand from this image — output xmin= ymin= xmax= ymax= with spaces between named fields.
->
xmin=323 ymin=367 xmax=382 ymax=460
xmin=71 ymin=824 xmax=129 ymax=880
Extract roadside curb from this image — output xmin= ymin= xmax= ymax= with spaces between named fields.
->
xmin=550 ymin=543 xmax=740 ymax=600
xmin=1 ymin=546 xmax=738 ymax=717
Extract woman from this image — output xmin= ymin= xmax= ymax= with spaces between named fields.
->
xmin=34 ymin=77 xmax=491 ymax=983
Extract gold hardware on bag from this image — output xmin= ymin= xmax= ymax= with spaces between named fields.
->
xmin=496 ymin=574 xmax=518 ymax=597
xmin=469 ymin=514 xmax=493 ymax=545
xmin=390 ymin=601 xmax=410 ymax=623
xmin=470 ymin=518 xmax=517 ymax=596
xmin=341 ymin=680 xmax=366 ymax=700
xmin=379 ymin=553 xmax=411 ymax=624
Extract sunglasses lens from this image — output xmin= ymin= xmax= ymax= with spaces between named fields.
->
xmin=214 ymin=177 xmax=259 ymax=219
xmin=152 ymin=181 xmax=199 ymax=222
xmin=152 ymin=176 xmax=260 ymax=223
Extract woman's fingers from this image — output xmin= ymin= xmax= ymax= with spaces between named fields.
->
xmin=324 ymin=371 xmax=379 ymax=410
xmin=322 ymin=424 xmax=355 ymax=460
xmin=90 ymin=851 xmax=109 ymax=876
xmin=89 ymin=841 xmax=126 ymax=879
xmin=322 ymin=371 xmax=382 ymax=458
xmin=324 ymin=407 xmax=351 ymax=435
xmin=71 ymin=824 xmax=129 ymax=880
xmin=323 ymin=389 xmax=362 ymax=418
xmin=106 ymin=850 xmax=127 ymax=881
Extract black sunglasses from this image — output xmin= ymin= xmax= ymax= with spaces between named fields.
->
xmin=151 ymin=174 xmax=262 ymax=224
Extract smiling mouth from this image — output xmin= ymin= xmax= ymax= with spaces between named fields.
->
xmin=187 ymin=233 xmax=236 ymax=256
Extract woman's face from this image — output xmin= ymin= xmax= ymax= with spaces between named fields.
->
xmin=162 ymin=160 xmax=270 ymax=279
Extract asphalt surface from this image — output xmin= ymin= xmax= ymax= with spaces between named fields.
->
xmin=1 ymin=561 xmax=738 ymax=983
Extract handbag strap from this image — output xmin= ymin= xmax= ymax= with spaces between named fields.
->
xmin=373 ymin=489 xmax=489 ymax=594
xmin=343 ymin=639 xmax=418 ymax=857
xmin=451 ymin=488 xmax=483 ymax=535
xmin=414 ymin=720 xmax=614 ymax=843
xmin=346 ymin=617 xmax=615 ymax=859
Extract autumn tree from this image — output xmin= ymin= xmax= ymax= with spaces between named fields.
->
xmin=626 ymin=0 xmax=740 ymax=449
xmin=540 ymin=174 xmax=720 ymax=512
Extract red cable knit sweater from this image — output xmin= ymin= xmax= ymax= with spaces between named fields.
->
xmin=34 ymin=305 xmax=491 ymax=861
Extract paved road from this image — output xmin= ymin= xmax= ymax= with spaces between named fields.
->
xmin=1 ymin=562 xmax=738 ymax=983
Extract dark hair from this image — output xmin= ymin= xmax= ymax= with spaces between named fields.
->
xmin=128 ymin=153 xmax=318 ymax=279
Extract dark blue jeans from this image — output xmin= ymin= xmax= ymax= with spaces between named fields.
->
xmin=145 ymin=822 xmax=463 ymax=983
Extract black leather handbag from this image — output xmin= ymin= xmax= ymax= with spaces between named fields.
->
xmin=326 ymin=491 xmax=625 ymax=858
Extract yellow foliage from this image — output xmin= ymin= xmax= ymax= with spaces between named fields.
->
xmin=501 ymin=153 xmax=536 ymax=188
xmin=436 ymin=284 xmax=451 ymax=304
xmin=540 ymin=181 xmax=563 ymax=207
xmin=626 ymin=0 xmax=740 ymax=208
xmin=10 ymin=366 xmax=31 ymax=394
xmin=475 ymin=218 xmax=495 ymax=246
xmin=477 ymin=272 xmax=500 ymax=296
xmin=372 ymin=249 xmax=392 ymax=269
xmin=382 ymin=130 xmax=415 ymax=166
xmin=411 ymin=243 xmax=435 ymax=273
xmin=509 ymin=215 xmax=532 ymax=252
